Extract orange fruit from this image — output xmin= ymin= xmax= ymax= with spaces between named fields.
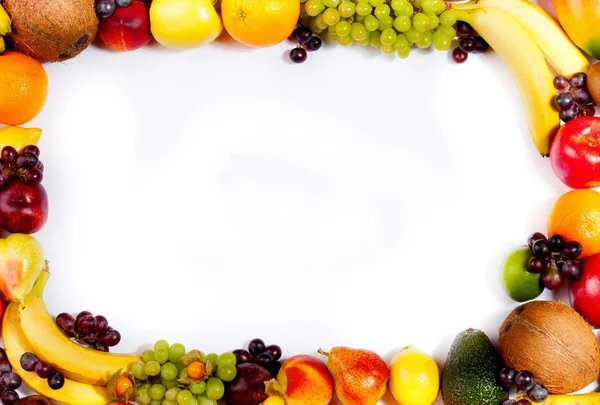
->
xmin=548 ymin=189 xmax=600 ymax=258
xmin=221 ymin=0 xmax=299 ymax=47
xmin=0 ymin=51 xmax=48 ymax=126
xmin=114 ymin=375 xmax=133 ymax=397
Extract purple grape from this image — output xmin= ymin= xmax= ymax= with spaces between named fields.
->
xmin=515 ymin=371 xmax=535 ymax=390
xmin=555 ymin=92 xmax=575 ymax=111
xmin=452 ymin=47 xmax=468 ymax=64
xmin=553 ymin=75 xmax=570 ymax=91
xmin=501 ymin=401 xmax=516 ymax=405
xmin=472 ymin=37 xmax=489 ymax=54
xmin=77 ymin=315 xmax=97 ymax=335
xmin=16 ymin=153 xmax=39 ymax=170
xmin=115 ymin=0 xmax=133 ymax=6
xmin=547 ymin=234 xmax=565 ymax=253
xmin=1 ymin=147 xmax=17 ymax=166
xmin=575 ymin=88 xmax=594 ymax=105
xmin=20 ymin=353 xmax=39 ymax=372
xmin=266 ymin=360 xmax=283 ymax=378
xmin=248 ymin=339 xmax=266 ymax=357
xmin=562 ymin=241 xmax=583 ymax=259
xmin=96 ymin=0 xmax=116 ymax=18
xmin=21 ymin=145 xmax=40 ymax=157
xmin=0 ymin=390 xmax=18 ymax=405
xmin=75 ymin=311 xmax=92 ymax=324
xmin=561 ymin=260 xmax=581 ymax=281
xmin=583 ymin=105 xmax=597 ymax=116
xmin=559 ymin=104 xmax=580 ymax=122
xmin=570 ymin=72 xmax=587 ymax=89
xmin=516 ymin=400 xmax=532 ymax=405
xmin=542 ymin=266 xmax=563 ymax=290
xmin=256 ymin=352 xmax=274 ymax=365
xmin=497 ymin=367 xmax=517 ymax=387
xmin=528 ymin=257 xmax=547 ymax=273
xmin=0 ymin=348 xmax=7 ymax=362
xmin=0 ymin=173 xmax=10 ymax=189
xmin=0 ymin=361 xmax=11 ymax=376
xmin=24 ymin=169 xmax=43 ymax=186
xmin=36 ymin=161 xmax=44 ymax=172
xmin=83 ymin=337 xmax=98 ymax=346
xmin=289 ymin=47 xmax=307 ymax=64
xmin=456 ymin=21 xmax=473 ymax=36
xmin=35 ymin=362 xmax=54 ymax=379
xmin=532 ymin=240 xmax=551 ymax=259
xmin=527 ymin=383 xmax=548 ymax=402
xmin=1 ymin=373 xmax=21 ymax=390
xmin=527 ymin=232 xmax=546 ymax=249
xmin=232 ymin=349 xmax=252 ymax=364
xmin=94 ymin=315 xmax=109 ymax=335
xmin=101 ymin=329 xmax=121 ymax=347
xmin=264 ymin=345 xmax=282 ymax=361
xmin=305 ymin=36 xmax=322 ymax=52
xmin=294 ymin=27 xmax=312 ymax=44
xmin=55 ymin=313 xmax=76 ymax=335
xmin=459 ymin=36 xmax=476 ymax=53
xmin=94 ymin=341 xmax=109 ymax=352
xmin=48 ymin=371 xmax=65 ymax=390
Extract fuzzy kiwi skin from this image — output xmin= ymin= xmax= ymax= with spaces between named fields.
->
xmin=442 ymin=329 xmax=509 ymax=405
xmin=2 ymin=0 xmax=98 ymax=63
xmin=589 ymin=63 xmax=600 ymax=107
xmin=498 ymin=300 xmax=600 ymax=395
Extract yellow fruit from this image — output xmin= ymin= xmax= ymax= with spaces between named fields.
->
xmin=263 ymin=397 xmax=285 ymax=405
xmin=150 ymin=0 xmax=222 ymax=50
xmin=0 ymin=126 xmax=41 ymax=151
xmin=389 ymin=346 xmax=439 ymax=405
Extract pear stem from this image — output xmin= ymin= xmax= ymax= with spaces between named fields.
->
xmin=317 ymin=349 xmax=330 ymax=357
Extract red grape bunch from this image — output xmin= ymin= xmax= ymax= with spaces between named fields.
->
xmin=20 ymin=352 xmax=65 ymax=392
xmin=553 ymin=73 xmax=596 ymax=122
xmin=526 ymin=232 xmax=583 ymax=290
xmin=498 ymin=368 xmax=548 ymax=405
xmin=55 ymin=311 xmax=122 ymax=353
xmin=232 ymin=338 xmax=283 ymax=378
xmin=0 ymin=145 xmax=44 ymax=189
xmin=451 ymin=21 xmax=489 ymax=64
xmin=289 ymin=26 xmax=323 ymax=64
xmin=0 ymin=347 xmax=24 ymax=405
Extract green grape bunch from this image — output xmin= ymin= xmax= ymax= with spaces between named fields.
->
xmin=300 ymin=0 xmax=458 ymax=58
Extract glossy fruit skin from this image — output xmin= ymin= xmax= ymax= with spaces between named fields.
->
xmin=224 ymin=363 xmax=271 ymax=405
xmin=274 ymin=355 xmax=332 ymax=405
xmin=569 ymin=253 xmax=600 ymax=328
xmin=550 ymin=117 xmax=600 ymax=189
xmin=99 ymin=1 xmax=152 ymax=51
xmin=389 ymin=346 xmax=439 ymax=405
xmin=553 ymin=0 xmax=600 ymax=59
xmin=149 ymin=0 xmax=222 ymax=50
xmin=0 ymin=181 xmax=48 ymax=234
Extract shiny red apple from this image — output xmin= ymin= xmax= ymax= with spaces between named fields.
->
xmin=569 ymin=253 xmax=600 ymax=328
xmin=99 ymin=1 xmax=152 ymax=52
xmin=0 ymin=180 xmax=48 ymax=234
xmin=550 ymin=116 xmax=600 ymax=189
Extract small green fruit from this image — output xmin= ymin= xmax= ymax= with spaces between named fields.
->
xmin=502 ymin=246 xmax=544 ymax=302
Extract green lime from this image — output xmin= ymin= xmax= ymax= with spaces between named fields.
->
xmin=502 ymin=246 xmax=544 ymax=302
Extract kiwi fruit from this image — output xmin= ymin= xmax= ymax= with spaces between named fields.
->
xmin=588 ymin=62 xmax=600 ymax=106
xmin=498 ymin=300 xmax=600 ymax=394
xmin=2 ymin=0 xmax=98 ymax=63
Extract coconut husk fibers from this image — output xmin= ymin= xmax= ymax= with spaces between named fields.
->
xmin=498 ymin=300 xmax=600 ymax=394
xmin=1 ymin=0 xmax=98 ymax=63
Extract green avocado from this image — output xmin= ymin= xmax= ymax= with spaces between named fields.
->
xmin=441 ymin=329 xmax=508 ymax=405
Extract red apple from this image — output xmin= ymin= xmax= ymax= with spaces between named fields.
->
xmin=550 ymin=116 xmax=600 ymax=189
xmin=0 ymin=180 xmax=48 ymax=234
xmin=99 ymin=1 xmax=152 ymax=52
xmin=569 ymin=253 xmax=600 ymax=328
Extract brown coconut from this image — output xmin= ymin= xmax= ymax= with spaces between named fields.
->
xmin=498 ymin=300 xmax=600 ymax=394
xmin=2 ymin=0 xmax=98 ymax=63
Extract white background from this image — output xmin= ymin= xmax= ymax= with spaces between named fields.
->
xmin=23 ymin=9 xmax=596 ymax=402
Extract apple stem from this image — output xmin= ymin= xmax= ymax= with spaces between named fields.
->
xmin=317 ymin=349 xmax=330 ymax=357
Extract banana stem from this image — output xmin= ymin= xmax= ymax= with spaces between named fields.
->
xmin=28 ymin=263 xmax=50 ymax=298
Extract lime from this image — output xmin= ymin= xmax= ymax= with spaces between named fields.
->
xmin=502 ymin=246 xmax=544 ymax=302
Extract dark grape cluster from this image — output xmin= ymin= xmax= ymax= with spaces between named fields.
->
xmin=55 ymin=311 xmax=121 ymax=352
xmin=19 ymin=352 xmax=64 ymax=391
xmin=0 ymin=347 xmax=23 ymax=405
xmin=95 ymin=0 xmax=134 ymax=19
xmin=526 ymin=232 xmax=582 ymax=290
xmin=498 ymin=368 xmax=548 ymax=405
xmin=289 ymin=25 xmax=323 ymax=64
xmin=451 ymin=21 xmax=488 ymax=64
xmin=0 ymin=145 xmax=44 ymax=190
xmin=232 ymin=338 xmax=283 ymax=377
xmin=553 ymin=73 xmax=596 ymax=122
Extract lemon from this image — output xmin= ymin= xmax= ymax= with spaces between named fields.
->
xmin=502 ymin=246 xmax=544 ymax=302
xmin=389 ymin=346 xmax=439 ymax=405
xmin=0 ymin=126 xmax=41 ymax=151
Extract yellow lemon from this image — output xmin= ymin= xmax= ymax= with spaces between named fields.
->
xmin=0 ymin=126 xmax=41 ymax=151
xmin=389 ymin=346 xmax=439 ymax=405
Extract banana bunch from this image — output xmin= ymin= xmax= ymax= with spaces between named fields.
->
xmin=452 ymin=0 xmax=590 ymax=157
xmin=2 ymin=270 xmax=141 ymax=405
xmin=0 ymin=4 xmax=11 ymax=53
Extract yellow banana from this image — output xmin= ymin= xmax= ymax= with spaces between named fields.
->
xmin=3 ymin=303 xmax=112 ymax=405
xmin=0 ymin=4 xmax=10 ymax=36
xmin=0 ymin=126 xmax=42 ymax=151
xmin=453 ymin=0 xmax=589 ymax=76
xmin=18 ymin=270 xmax=141 ymax=385
xmin=453 ymin=8 xmax=559 ymax=156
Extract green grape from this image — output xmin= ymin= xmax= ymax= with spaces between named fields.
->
xmin=163 ymin=378 xmax=180 ymax=389
xmin=168 ymin=344 xmax=186 ymax=363
xmin=166 ymin=388 xmax=182 ymax=401
xmin=315 ymin=14 xmax=329 ymax=29
xmin=380 ymin=27 xmax=397 ymax=45
xmin=154 ymin=340 xmax=169 ymax=352
xmin=390 ymin=0 xmax=407 ymax=11
xmin=439 ymin=10 xmax=457 ymax=26
xmin=338 ymin=1 xmax=356 ymax=17
xmin=436 ymin=25 xmax=456 ymax=38
xmin=413 ymin=0 xmax=422 ymax=9
xmin=356 ymin=2 xmax=372 ymax=16
xmin=328 ymin=24 xmax=337 ymax=34
xmin=206 ymin=377 xmax=225 ymax=400
xmin=136 ymin=384 xmax=151 ymax=405
xmin=397 ymin=1 xmax=413 ymax=16
xmin=216 ymin=364 xmax=237 ymax=382
xmin=338 ymin=30 xmax=353 ymax=44
xmin=364 ymin=14 xmax=378 ymax=31
xmin=357 ymin=35 xmax=371 ymax=46
xmin=150 ymin=400 xmax=162 ymax=405
xmin=189 ymin=382 xmax=206 ymax=395
xmin=421 ymin=0 xmax=436 ymax=13
xmin=416 ymin=30 xmax=432 ymax=48
xmin=216 ymin=353 xmax=236 ymax=367
xmin=189 ymin=398 xmax=199 ymax=405
xmin=369 ymin=30 xmax=382 ymax=46
xmin=300 ymin=0 xmax=307 ymax=4
xmin=323 ymin=0 xmax=339 ymax=7
xmin=355 ymin=14 xmax=365 ymax=22
xmin=412 ymin=13 xmax=430 ymax=31
xmin=404 ymin=27 xmax=422 ymax=43
xmin=197 ymin=395 xmax=216 ymax=405
xmin=163 ymin=401 xmax=179 ymax=405
xmin=374 ymin=3 xmax=390 ymax=18
xmin=175 ymin=360 xmax=187 ymax=372
xmin=433 ymin=0 xmax=446 ymax=15
xmin=323 ymin=8 xmax=341 ymax=25
xmin=145 ymin=361 xmax=161 ymax=377
xmin=426 ymin=13 xmax=439 ymax=28
xmin=176 ymin=390 xmax=193 ymax=405
xmin=432 ymin=29 xmax=452 ymax=50
xmin=393 ymin=33 xmax=409 ymax=51
xmin=380 ymin=43 xmax=395 ymax=54
xmin=393 ymin=15 xmax=410 ymax=32
xmin=369 ymin=0 xmax=385 ymax=7
xmin=161 ymin=362 xmax=178 ymax=381
xmin=142 ymin=350 xmax=156 ymax=363
xmin=155 ymin=348 xmax=169 ymax=364
xmin=179 ymin=368 xmax=188 ymax=379
xmin=378 ymin=15 xmax=393 ymax=30
xmin=132 ymin=361 xmax=149 ymax=380
xmin=149 ymin=384 xmax=167 ymax=400
xmin=308 ymin=17 xmax=323 ymax=33
xmin=306 ymin=0 xmax=325 ymax=16
xmin=335 ymin=20 xmax=351 ymax=36
xmin=328 ymin=32 xmax=339 ymax=41
xmin=351 ymin=22 xmax=368 ymax=40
